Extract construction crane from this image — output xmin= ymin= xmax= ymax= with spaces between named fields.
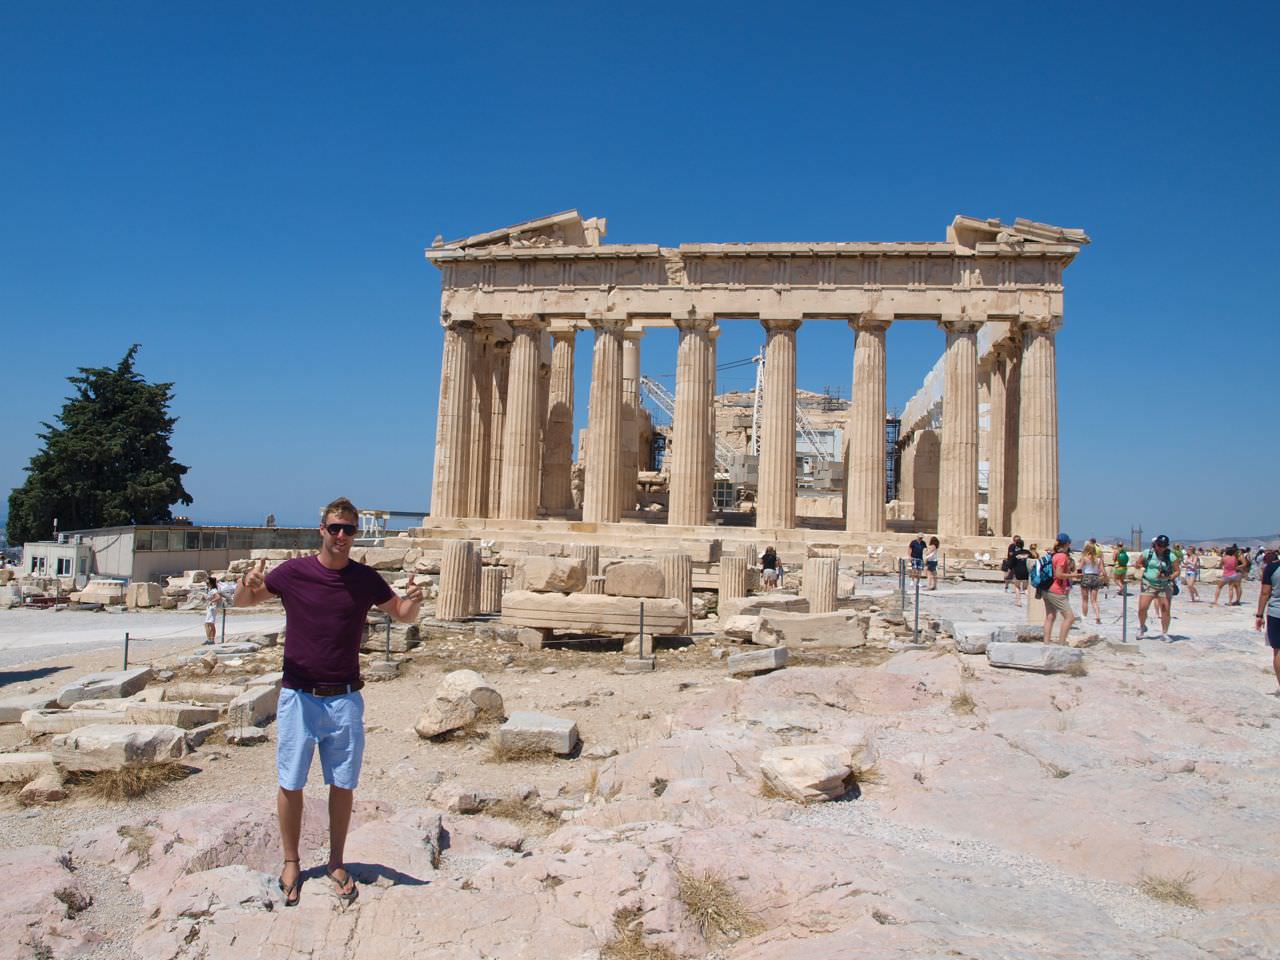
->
xmin=748 ymin=353 xmax=836 ymax=462
xmin=639 ymin=376 xmax=735 ymax=471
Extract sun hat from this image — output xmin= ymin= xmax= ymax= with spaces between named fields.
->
xmin=1056 ymin=533 xmax=1071 ymax=544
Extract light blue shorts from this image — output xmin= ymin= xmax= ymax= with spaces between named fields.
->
xmin=276 ymin=688 xmax=365 ymax=791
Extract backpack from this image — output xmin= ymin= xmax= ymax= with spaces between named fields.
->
xmin=1029 ymin=552 xmax=1055 ymax=589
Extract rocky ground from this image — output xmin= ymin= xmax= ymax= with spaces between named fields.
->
xmin=0 ymin=577 xmax=1277 ymax=960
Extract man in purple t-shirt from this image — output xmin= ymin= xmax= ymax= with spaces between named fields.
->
xmin=235 ymin=497 xmax=422 ymax=906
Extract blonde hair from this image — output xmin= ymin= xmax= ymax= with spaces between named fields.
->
xmin=321 ymin=497 xmax=358 ymax=523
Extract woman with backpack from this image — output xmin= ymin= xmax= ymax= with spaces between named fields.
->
xmin=1040 ymin=535 xmax=1078 ymax=645
xmin=1010 ymin=540 xmax=1032 ymax=607
xmin=1113 ymin=543 xmax=1130 ymax=595
xmin=1137 ymin=534 xmax=1180 ymax=639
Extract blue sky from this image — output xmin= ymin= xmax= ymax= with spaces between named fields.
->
xmin=2 ymin=3 xmax=1276 ymax=539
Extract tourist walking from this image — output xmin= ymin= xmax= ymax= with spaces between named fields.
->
xmin=1042 ymin=534 xmax=1078 ymax=645
xmin=235 ymin=497 xmax=423 ymax=907
xmin=1009 ymin=539 xmax=1032 ymax=606
xmin=1254 ymin=550 xmax=1280 ymax=696
xmin=1181 ymin=546 xmax=1201 ymax=602
xmin=908 ymin=535 xmax=925 ymax=579
xmin=1077 ymin=541 xmax=1105 ymax=624
xmin=1113 ymin=542 xmax=1130 ymax=595
xmin=1213 ymin=547 xmax=1242 ymax=606
xmin=1137 ymin=534 xmax=1180 ymax=639
xmin=760 ymin=546 xmax=779 ymax=590
xmin=202 ymin=574 xmax=227 ymax=644
xmin=1003 ymin=536 xmax=1023 ymax=592
xmin=924 ymin=537 xmax=940 ymax=590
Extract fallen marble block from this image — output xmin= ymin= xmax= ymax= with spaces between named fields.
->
xmin=22 ymin=707 xmax=131 ymax=737
xmin=500 ymin=590 xmax=687 ymax=636
xmin=125 ymin=701 xmax=223 ymax=729
xmin=226 ymin=685 xmax=279 ymax=726
xmin=498 ymin=711 xmax=579 ymax=756
xmin=754 ymin=610 xmax=866 ymax=649
xmin=0 ymin=751 xmax=57 ymax=784
xmin=56 ymin=667 xmax=153 ymax=708
xmin=602 ymin=561 xmax=666 ymax=599
xmin=51 ymin=723 xmax=188 ymax=771
xmin=0 ymin=692 xmax=60 ymax=723
xmin=727 ymin=647 xmax=788 ymax=675
xmin=953 ymin=622 xmax=997 ymax=654
xmin=759 ymin=743 xmax=854 ymax=802
xmin=718 ymin=593 xmax=809 ymax=621
xmin=986 ymin=642 xmax=1083 ymax=674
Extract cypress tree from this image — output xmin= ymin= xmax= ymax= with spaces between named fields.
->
xmin=7 ymin=345 xmax=193 ymax=544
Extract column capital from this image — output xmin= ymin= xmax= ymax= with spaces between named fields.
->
xmin=587 ymin=315 xmax=628 ymax=334
xmin=937 ymin=315 xmax=983 ymax=335
xmin=621 ymin=327 xmax=645 ymax=343
xmin=761 ymin=317 xmax=802 ymax=334
xmin=442 ymin=313 xmax=477 ymax=332
xmin=508 ymin=314 xmax=542 ymax=333
xmin=674 ymin=314 xmax=716 ymax=335
xmin=548 ymin=326 xmax=576 ymax=344
xmin=1019 ymin=314 xmax=1062 ymax=335
xmin=849 ymin=314 xmax=892 ymax=334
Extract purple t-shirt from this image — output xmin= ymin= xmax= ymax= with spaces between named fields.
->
xmin=265 ymin=555 xmax=393 ymax=688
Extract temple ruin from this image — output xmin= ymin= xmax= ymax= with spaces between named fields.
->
xmin=421 ymin=211 xmax=1089 ymax=552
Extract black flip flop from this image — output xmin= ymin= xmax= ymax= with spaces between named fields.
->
xmin=326 ymin=867 xmax=357 ymax=903
xmin=279 ymin=859 xmax=301 ymax=907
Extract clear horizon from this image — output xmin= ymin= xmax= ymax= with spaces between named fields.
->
xmin=3 ymin=4 xmax=1275 ymax=540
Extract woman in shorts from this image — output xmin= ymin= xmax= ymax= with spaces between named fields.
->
xmin=924 ymin=537 xmax=940 ymax=590
xmin=1112 ymin=543 xmax=1130 ymax=595
xmin=1043 ymin=535 xmax=1078 ymax=644
xmin=1213 ymin=547 xmax=1241 ymax=606
xmin=1137 ymin=535 xmax=1180 ymax=638
xmin=1010 ymin=540 xmax=1032 ymax=607
xmin=1181 ymin=546 xmax=1201 ymax=602
xmin=1077 ymin=541 xmax=1105 ymax=624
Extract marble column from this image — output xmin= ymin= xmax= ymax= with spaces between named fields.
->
xmin=436 ymin=539 xmax=474 ymax=621
xmin=846 ymin=315 xmax=890 ymax=533
xmin=719 ymin=556 xmax=748 ymax=599
xmin=668 ymin=316 xmax=716 ymax=526
xmin=541 ymin=328 xmax=576 ymax=513
xmin=486 ymin=338 xmax=511 ymax=518
xmin=1014 ymin=317 xmax=1060 ymax=542
xmin=466 ymin=335 xmax=493 ymax=519
xmin=913 ymin=428 xmax=941 ymax=527
xmin=803 ymin=557 xmax=839 ymax=614
xmin=431 ymin=318 xmax=475 ymax=519
xmin=498 ymin=317 xmax=543 ymax=520
xmin=583 ymin=317 xmax=625 ymax=523
xmin=1002 ymin=343 xmax=1022 ymax=536
xmin=702 ymin=324 xmax=720 ymax=516
xmin=619 ymin=329 xmax=643 ymax=518
xmin=535 ymin=337 xmax=551 ymax=511
xmin=937 ymin=317 xmax=981 ymax=537
xmin=757 ymin=318 xmax=800 ymax=530
xmin=658 ymin=552 xmax=693 ymax=633
xmin=985 ymin=346 xmax=1010 ymax=538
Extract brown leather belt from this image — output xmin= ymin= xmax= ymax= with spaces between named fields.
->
xmin=292 ymin=680 xmax=364 ymax=697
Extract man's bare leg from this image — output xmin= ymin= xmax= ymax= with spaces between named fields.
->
xmin=278 ymin=787 xmax=304 ymax=899
xmin=1058 ymin=607 xmax=1076 ymax=645
xmin=1273 ymin=649 xmax=1280 ymax=692
xmin=327 ymin=786 xmax=355 ymax=893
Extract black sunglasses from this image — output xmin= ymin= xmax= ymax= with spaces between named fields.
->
xmin=325 ymin=523 xmax=357 ymax=536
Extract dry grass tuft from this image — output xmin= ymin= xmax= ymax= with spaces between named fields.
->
xmin=677 ymin=870 xmax=764 ymax=942
xmin=950 ymin=689 xmax=977 ymax=715
xmin=487 ymin=739 xmax=556 ymax=764
xmin=599 ymin=907 xmax=678 ymax=960
xmin=1065 ymin=660 xmax=1089 ymax=678
xmin=76 ymin=763 xmax=191 ymax=801
xmin=116 ymin=824 xmax=155 ymax=865
xmin=483 ymin=798 xmax=559 ymax=833
xmin=1137 ymin=871 xmax=1200 ymax=909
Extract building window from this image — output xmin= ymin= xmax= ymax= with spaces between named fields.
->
xmin=56 ymin=558 xmax=72 ymax=576
xmin=135 ymin=530 xmax=152 ymax=551
xmin=167 ymin=530 xmax=185 ymax=551
xmin=186 ymin=531 xmax=200 ymax=551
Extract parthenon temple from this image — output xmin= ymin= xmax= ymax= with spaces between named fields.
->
xmin=423 ymin=211 xmax=1089 ymax=552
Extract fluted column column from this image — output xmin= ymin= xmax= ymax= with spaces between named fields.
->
xmin=757 ymin=318 xmax=800 ymax=530
xmin=619 ymin=329 xmax=643 ymax=517
xmin=846 ymin=315 xmax=890 ymax=532
xmin=1014 ymin=316 xmax=1060 ymax=543
xmin=486 ymin=338 xmax=511 ymax=518
xmin=669 ymin=316 xmax=715 ymax=526
xmin=535 ymin=337 xmax=551 ymax=509
xmin=431 ymin=318 xmax=476 ymax=519
xmin=498 ymin=317 xmax=543 ymax=519
xmin=583 ymin=317 xmax=626 ymax=523
xmin=985 ymin=345 xmax=1010 ymax=538
xmin=541 ymin=328 xmax=576 ymax=513
xmin=937 ymin=315 xmax=981 ymax=537
xmin=702 ymin=324 xmax=720 ymax=516
xmin=1002 ymin=343 xmax=1021 ymax=536
xmin=466 ymin=334 xmax=493 ymax=518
